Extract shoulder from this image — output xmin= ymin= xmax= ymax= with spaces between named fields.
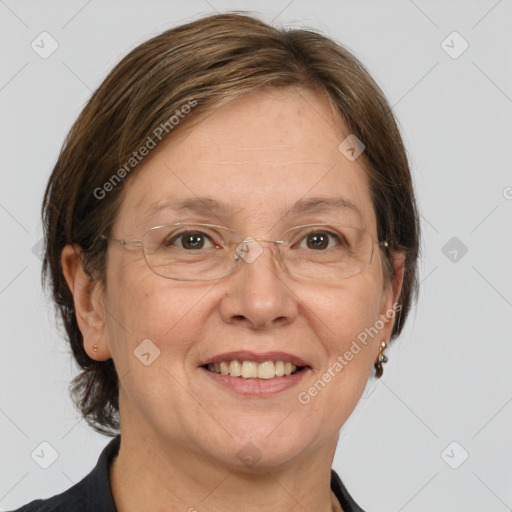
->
xmin=8 ymin=436 xmax=120 ymax=512
xmin=7 ymin=481 xmax=88 ymax=512
xmin=9 ymin=492 xmax=85 ymax=512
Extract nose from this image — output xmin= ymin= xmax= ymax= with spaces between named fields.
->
xmin=219 ymin=239 xmax=299 ymax=330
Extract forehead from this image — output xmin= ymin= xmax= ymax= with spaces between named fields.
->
xmin=116 ymin=87 xmax=376 ymax=235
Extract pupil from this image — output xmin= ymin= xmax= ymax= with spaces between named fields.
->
xmin=307 ymin=233 xmax=328 ymax=250
xmin=183 ymin=232 xmax=204 ymax=249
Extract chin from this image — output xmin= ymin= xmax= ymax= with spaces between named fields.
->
xmin=207 ymin=423 xmax=318 ymax=472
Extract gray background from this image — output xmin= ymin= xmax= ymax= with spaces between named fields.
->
xmin=1 ymin=1 xmax=511 ymax=510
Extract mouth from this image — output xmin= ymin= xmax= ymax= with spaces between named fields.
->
xmin=202 ymin=360 xmax=306 ymax=379
xmin=199 ymin=362 xmax=310 ymax=397
xmin=198 ymin=351 xmax=311 ymax=386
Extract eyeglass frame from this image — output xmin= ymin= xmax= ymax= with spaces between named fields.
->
xmin=99 ymin=222 xmax=390 ymax=282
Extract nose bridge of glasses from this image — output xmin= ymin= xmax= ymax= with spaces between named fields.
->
xmin=234 ymin=237 xmax=284 ymax=265
xmin=242 ymin=237 xmax=284 ymax=246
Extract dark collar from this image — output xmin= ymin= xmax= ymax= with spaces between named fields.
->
xmin=17 ymin=435 xmax=365 ymax=512
xmin=330 ymin=467 xmax=367 ymax=512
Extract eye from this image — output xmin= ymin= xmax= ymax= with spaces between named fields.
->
xmin=296 ymin=230 xmax=347 ymax=250
xmin=165 ymin=230 xmax=220 ymax=250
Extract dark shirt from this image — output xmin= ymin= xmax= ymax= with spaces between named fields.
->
xmin=11 ymin=436 xmax=366 ymax=512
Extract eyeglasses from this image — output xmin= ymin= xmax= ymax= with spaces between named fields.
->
xmin=100 ymin=222 xmax=388 ymax=282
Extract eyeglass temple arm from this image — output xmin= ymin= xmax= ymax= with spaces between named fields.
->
xmin=100 ymin=235 xmax=142 ymax=248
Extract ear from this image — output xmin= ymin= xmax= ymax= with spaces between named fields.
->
xmin=378 ymin=250 xmax=406 ymax=342
xmin=61 ymin=244 xmax=111 ymax=361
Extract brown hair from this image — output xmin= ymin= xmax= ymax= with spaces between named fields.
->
xmin=42 ymin=12 xmax=420 ymax=436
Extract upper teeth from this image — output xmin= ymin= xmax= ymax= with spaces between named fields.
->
xmin=207 ymin=360 xmax=299 ymax=379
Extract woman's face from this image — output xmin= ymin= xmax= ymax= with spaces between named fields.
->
xmin=86 ymin=87 xmax=403 ymax=468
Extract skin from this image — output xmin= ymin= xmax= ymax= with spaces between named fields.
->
xmin=62 ymin=87 xmax=405 ymax=512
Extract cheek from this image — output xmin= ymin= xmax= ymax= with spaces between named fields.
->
xmin=305 ymin=275 xmax=384 ymax=396
xmin=316 ymin=273 xmax=382 ymax=345
xmin=103 ymin=259 xmax=214 ymax=368
xmin=301 ymin=304 xmax=380 ymax=425
xmin=293 ymin=289 xmax=383 ymax=437
xmin=102 ymin=270 xmax=214 ymax=423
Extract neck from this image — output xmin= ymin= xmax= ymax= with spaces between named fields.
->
xmin=109 ymin=427 xmax=343 ymax=512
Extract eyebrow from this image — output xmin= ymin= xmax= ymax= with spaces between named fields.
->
xmin=144 ymin=196 xmax=363 ymax=221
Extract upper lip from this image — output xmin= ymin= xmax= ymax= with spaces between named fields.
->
xmin=199 ymin=350 xmax=310 ymax=368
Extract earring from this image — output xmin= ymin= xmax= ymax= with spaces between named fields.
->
xmin=374 ymin=340 xmax=388 ymax=378
xmin=93 ymin=344 xmax=99 ymax=352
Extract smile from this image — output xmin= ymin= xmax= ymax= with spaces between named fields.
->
xmin=204 ymin=360 xmax=303 ymax=379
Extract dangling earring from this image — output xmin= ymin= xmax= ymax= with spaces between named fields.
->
xmin=374 ymin=340 xmax=388 ymax=378
xmin=93 ymin=344 xmax=99 ymax=352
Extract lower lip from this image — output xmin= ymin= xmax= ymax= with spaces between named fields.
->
xmin=199 ymin=367 xmax=310 ymax=396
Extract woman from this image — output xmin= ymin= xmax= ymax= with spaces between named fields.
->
xmin=15 ymin=12 xmax=419 ymax=512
